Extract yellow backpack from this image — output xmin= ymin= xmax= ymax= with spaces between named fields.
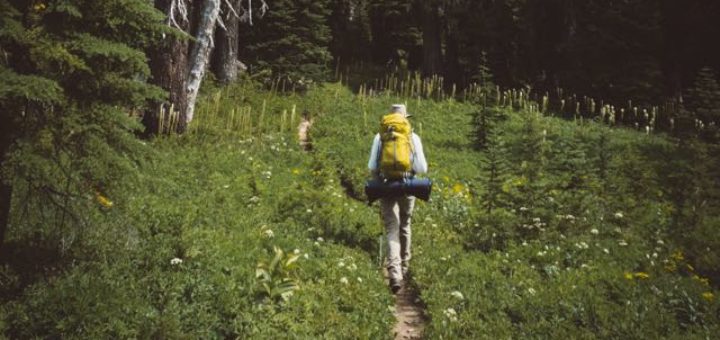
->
xmin=379 ymin=113 xmax=413 ymax=179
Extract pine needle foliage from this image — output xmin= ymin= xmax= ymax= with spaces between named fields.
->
xmin=241 ymin=0 xmax=332 ymax=88
xmin=0 ymin=0 xmax=168 ymax=249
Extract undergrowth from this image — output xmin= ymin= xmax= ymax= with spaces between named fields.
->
xmin=2 ymin=79 xmax=719 ymax=338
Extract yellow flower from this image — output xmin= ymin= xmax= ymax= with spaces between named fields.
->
xmin=452 ymin=183 xmax=464 ymax=194
xmin=292 ymin=168 xmax=301 ymax=175
xmin=624 ymin=272 xmax=634 ymax=280
xmin=33 ymin=3 xmax=46 ymax=12
xmin=693 ymin=275 xmax=710 ymax=286
xmin=671 ymin=250 xmax=684 ymax=261
xmin=96 ymin=193 xmax=113 ymax=208
xmin=702 ymin=292 xmax=714 ymax=302
xmin=633 ymin=272 xmax=650 ymax=280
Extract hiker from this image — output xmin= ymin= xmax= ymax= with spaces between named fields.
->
xmin=368 ymin=104 xmax=428 ymax=293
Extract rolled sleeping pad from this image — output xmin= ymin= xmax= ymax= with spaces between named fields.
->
xmin=365 ymin=178 xmax=433 ymax=204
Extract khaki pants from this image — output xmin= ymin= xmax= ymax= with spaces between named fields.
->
xmin=380 ymin=195 xmax=416 ymax=284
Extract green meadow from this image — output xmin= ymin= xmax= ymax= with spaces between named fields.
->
xmin=2 ymin=79 xmax=719 ymax=339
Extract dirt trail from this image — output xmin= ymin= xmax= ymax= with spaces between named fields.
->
xmin=384 ymin=269 xmax=428 ymax=339
xmin=303 ymin=116 xmax=427 ymax=338
xmin=392 ymin=282 xmax=427 ymax=339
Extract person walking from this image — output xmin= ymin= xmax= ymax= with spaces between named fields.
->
xmin=367 ymin=104 xmax=428 ymax=294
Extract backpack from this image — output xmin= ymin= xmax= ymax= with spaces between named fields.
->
xmin=379 ymin=113 xmax=413 ymax=180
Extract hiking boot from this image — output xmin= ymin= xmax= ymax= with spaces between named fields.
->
xmin=390 ymin=279 xmax=403 ymax=294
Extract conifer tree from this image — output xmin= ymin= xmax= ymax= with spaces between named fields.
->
xmin=0 ymin=0 xmax=167 ymax=248
xmin=241 ymin=0 xmax=332 ymax=87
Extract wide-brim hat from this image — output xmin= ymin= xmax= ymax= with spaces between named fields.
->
xmin=390 ymin=104 xmax=412 ymax=118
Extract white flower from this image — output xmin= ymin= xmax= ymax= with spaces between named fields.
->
xmin=340 ymin=277 xmax=349 ymax=285
xmin=263 ymin=229 xmax=274 ymax=238
xmin=603 ymin=248 xmax=610 ymax=254
xmin=527 ymin=287 xmax=537 ymax=296
xmin=520 ymin=207 xmax=529 ymax=212
xmin=306 ymin=209 xmax=313 ymax=213
xmin=614 ymin=212 xmax=624 ymax=219
xmin=316 ymin=237 xmax=324 ymax=242
xmin=451 ymin=291 xmax=464 ymax=300
xmin=533 ymin=217 xmax=541 ymax=223
xmin=590 ymin=228 xmax=599 ymax=235
xmin=348 ymin=263 xmax=358 ymax=271
xmin=294 ymin=249 xmax=301 ymax=255
xmin=443 ymin=308 xmax=458 ymax=321
xmin=656 ymin=240 xmax=665 ymax=245
xmin=223 ymin=184 xmax=230 ymax=189
xmin=338 ymin=261 xmax=345 ymax=268
xmin=537 ymin=251 xmax=546 ymax=257
xmin=170 ymin=257 xmax=183 ymax=265
xmin=618 ymin=240 xmax=628 ymax=246
xmin=357 ymin=277 xmax=363 ymax=283
xmin=303 ymin=253 xmax=309 ymax=259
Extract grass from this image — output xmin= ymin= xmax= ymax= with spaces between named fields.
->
xmin=2 ymin=78 xmax=719 ymax=338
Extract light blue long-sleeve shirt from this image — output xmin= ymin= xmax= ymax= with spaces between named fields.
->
xmin=368 ymin=133 xmax=428 ymax=175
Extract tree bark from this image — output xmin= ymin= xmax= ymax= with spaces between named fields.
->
xmin=419 ymin=2 xmax=443 ymax=77
xmin=211 ymin=0 xmax=240 ymax=84
xmin=185 ymin=0 xmax=221 ymax=125
xmin=146 ymin=0 xmax=192 ymax=134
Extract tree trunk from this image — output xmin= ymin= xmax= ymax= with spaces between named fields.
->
xmin=211 ymin=0 xmax=240 ymax=84
xmin=185 ymin=0 xmax=221 ymax=125
xmin=419 ymin=2 xmax=443 ymax=77
xmin=145 ymin=0 xmax=192 ymax=134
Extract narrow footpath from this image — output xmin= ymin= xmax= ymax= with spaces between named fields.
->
xmin=391 ymin=281 xmax=428 ymax=340
xmin=299 ymin=119 xmax=428 ymax=339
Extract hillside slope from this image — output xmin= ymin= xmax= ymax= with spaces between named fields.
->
xmin=2 ymin=81 xmax=719 ymax=338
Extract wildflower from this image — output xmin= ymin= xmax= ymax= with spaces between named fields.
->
xmin=306 ymin=209 xmax=313 ymax=213
xmin=656 ymin=240 xmax=665 ymax=245
xmin=443 ymin=308 xmax=458 ymax=321
xmin=340 ymin=277 xmax=349 ymax=285
xmin=316 ymin=237 xmax=324 ymax=242
xmin=702 ymin=292 xmax=714 ymax=302
xmin=292 ymin=168 xmax=301 ymax=175
xmin=303 ymin=253 xmax=309 ymax=259
xmin=249 ymin=196 xmax=260 ymax=203
xmin=603 ymin=248 xmax=610 ymax=254
xmin=519 ymin=207 xmax=529 ymax=212
xmin=624 ymin=272 xmax=634 ymax=280
xmin=96 ymin=193 xmax=114 ymax=208
xmin=614 ymin=212 xmax=624 ymax=219
xmin=671 ymin=251 xmax=684 ymax=261
xmin=634 ymin=272 xmax=650 ymax=279
xmin=348 ymin=263 xmax=358 ymax=271
xmin=262 ymin=229 xmax=274 ymax=238
xmin=357 ymin=277 xmax=363 ymax=283
xmin=294 ymin=249 xmax=301 ymax=255
xmin=170 ymin=258 xmax=183 ymax=265
xmin=338 ymin=261 xmax=345 ymax=268
xmin=618 ymin=240 xmax=628 ymax=246
xmin=452 ymin=183 xmax=464 ymax=194
xmin=590 ymin=228 xmax=599 ymax=235
xmin=527 ymin=287 xmax=537 ymax=296
xmin=451 ymin=291 xmax=464 ymax=300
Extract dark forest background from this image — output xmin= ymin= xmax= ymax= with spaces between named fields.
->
xmin=240 ymin=0 xmax=720 ymax=106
